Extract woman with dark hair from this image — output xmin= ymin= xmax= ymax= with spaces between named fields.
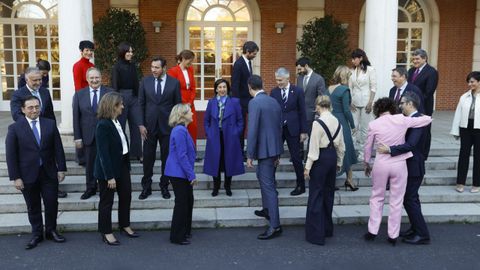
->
xmin=203 ymin=79 xmax=244 ymax=196
xmin=167 ymin=50 xmax=198 ymax=150
xmin=110 ymin=41 xmax=142 ymax=162
xmin=363 ymin=97 xmax=431 ymax=245
xmin=94 ymin=92 xmax=139 ymax=246
xmin=451 ymin=71 xmax=480 ymax=193
xmin=349 ymin=48 xmax=376 ymax=161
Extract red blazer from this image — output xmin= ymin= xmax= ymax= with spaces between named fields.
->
xmin=167 ymin=65 xmax=196 ymax=106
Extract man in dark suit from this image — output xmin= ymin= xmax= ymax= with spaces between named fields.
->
xmin=138 ymin=56 xmax=181 ymax=200
xmin=271 ymin=67 xmax=308 ymax=196
xmin=10 ymin=67 xmax=67 ymax=199
xmin=18 ymin=59 xmax=50 ymax=89
xmin=6 ymin=96 xmax=67 ymax=250
xmin=246 ymin=75 xmax=283 ymax=240
xmin=231 ymin=41 xmax=259 ymax=156
xmin=73 ymin=67 xmax=112 ymax=200
xmin=389 ymin=67 xmax=425 ymax=114
xmin=378 ymin=92 xmax=430 ymax=245
xmin=296 ymin=57 xmax=326 ymax=159
xmin=408 ymin=49 xmax=438 ymax=160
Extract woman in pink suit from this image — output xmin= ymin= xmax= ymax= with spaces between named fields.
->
xmin=363 ymin=97 xmax=431 ymax=245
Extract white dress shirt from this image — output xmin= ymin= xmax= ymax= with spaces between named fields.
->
xmin=90 ymin=87 xmax=100 ymax=105
xmin=26 ymin=116 xmax=41 ymax=139
xmin=112 ymin=119 xmax=129 ymax=154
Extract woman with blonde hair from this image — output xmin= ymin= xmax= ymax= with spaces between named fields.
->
xmin=164 ymin=103 xmax=197 ymax=245
xmin=304 ymin=95 xmax=345 ymax=245
xmin=328 ymin=66 xmax=358 ymax=191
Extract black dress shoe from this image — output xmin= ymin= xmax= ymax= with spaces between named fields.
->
xmin=225 ymin=189 xmax=232 ymax=197
xmin=58 ymin=190 xmax=68 ymax=198
xmin=45 ymin=230 xmax=66 ymax=243
xmin=171 ymin=239 xmax=190 ymax=245
xmin=400 ymin=228 xmax=415 ymax=238
xmin=161 ymin=188 xmax=171 ymax=199
xmin=257 ymin=226 xmax=282 ymax=240
xmin=290 ymin=186 xmax=306 ymax=196
xmin=102 ymin=234 xmax=120 ymax=246
xmin=25 ymin=235 xmax=43 ymax=250
xmin=364 ymin=232 xmax=376 ymax=241
xmin=211 ymin=189 xmax=219 ymax=197
xmin=402 ymin=235 xmax=430 ymax=245
xmin=120 ymin=228 xmax=140 ymax=238
xmin=254 ymin=209 xmax=270 ymax=220
xmin=138 ymin=189 xmax=152 ymax=200
xmin=80 ymin=189 xmax=96 ymax=200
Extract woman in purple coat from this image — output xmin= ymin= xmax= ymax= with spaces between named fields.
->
xmin=204 ymin=79 xmax=245 ymax=197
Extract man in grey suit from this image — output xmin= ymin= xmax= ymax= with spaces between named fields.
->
xmin=73 ymin=67 xmax=112 ymax=200
xmin=138 ymin=56 xmax=181 ymax=200
xmin=296 ymin=57 xmax=326 ymax=158
xmin=246 ymin=75 xmax=284 ymax=240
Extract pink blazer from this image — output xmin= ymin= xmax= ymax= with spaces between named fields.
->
xmin=364 ymin=113 xmax=432 ymax=164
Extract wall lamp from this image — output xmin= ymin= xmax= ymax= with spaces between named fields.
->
xmin=152 ymin=21 xmax=162 ymax=33
xmin=275 ymin=22 xmax=285 ymax=34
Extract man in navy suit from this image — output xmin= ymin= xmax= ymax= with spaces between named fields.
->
xmin=6 ymin=96 xmax=67 ymax=249
xmin=246 ymin=75 xmax=283 ymax=240
xmin=408 ymin=49 xmax=438 ymax=160
xmin=10 ymin=67 xmax=68 ymax=199
xmin=138 ymin=56 xmax=182 ymax=200
xmin=270 ymin=67 xmax=308 ymax=196
xmin=231 ymin=41 xmax=259 ymax=156
xmin=378 ymin=92 xmax=430 ymax=245
xmin=73 ymin=67 xmax=112 ymax=200
xmin=388 ymin=67 xmax=425 ymax=114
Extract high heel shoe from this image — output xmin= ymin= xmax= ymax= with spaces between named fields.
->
xmin=120 ymin=228 xmax=140 ymax=238
xmin=102 ymin=234 xmax=120 ymax=246
xmin=344 ymin=180 xmax=359 ymax=191
xmin=387 ymin=237 xmax=397 ymax=246
xmin=364 ymin=232 xmax=376 ymax=241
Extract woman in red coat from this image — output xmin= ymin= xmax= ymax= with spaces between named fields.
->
xmin=168 ymin=50 xmax=197 ymax=148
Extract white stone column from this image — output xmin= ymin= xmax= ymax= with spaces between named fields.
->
xmin=57 ymin=0 xmax=93 ymax=134
xmin=473 ymin=0 xmax=480 ymax=70
xmin=364 ymin=0 xmax=398 ymax=99
xmin=296 ymin=0 xmax=325 ymax=58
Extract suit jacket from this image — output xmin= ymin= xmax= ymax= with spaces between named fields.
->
xmin=231 ymin=57 xmax=252 ymax=111
xmin=73 ymin=86 xmax=112 ymax=146
xmin=10 ymin=86 xmax=56 ymax=122
xmin=164 ymin=125 xmax=196 ymax=181
xmin=167 ymin=65 xmax=196 ymax=105
xmin=247 ymin=92 xmax=283 ymax=160
xmin=388 ymin=83 xmax=425 ymax=114
xmin=138 ymin=74 xmax=182 ymax=135
xmin=6 ymin=116 xmax=66 ymax=184
xmin=408 ymin=64 xmax=438 ymax=115
xmin=390 ymin=112 xmax=427 ymax=177
xmin=297 ymin=71 xmax=326 ymax=122
xmin=270 ymin=84 xmax=307 ymax=136
xmin=94 ymin=119 xmax=131 ymax=181
xmin=349 ymin=66 xmax=377 ymax=107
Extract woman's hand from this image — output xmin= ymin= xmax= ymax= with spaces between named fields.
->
xmin=350 ymin=104 xmax=357 ymax=112
xmin=190 ymin=179 xmax=198 ymax=186
xmin=365 ymin=102 xmax=373 ymax=114
xmin=304 ymin=169 xmax=310 ymax=181
xmin=107 ymin=179 xmax=116 ymax=189
xmin=453 ymin=135 xmax=460 ymax=140
xmin=364 ymin=162 xmax=372 ymax=177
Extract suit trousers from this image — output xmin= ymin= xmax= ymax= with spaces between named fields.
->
xmin=457 ymin=119 xmax=480 ymax=186
xmin=403 ymin=176 xmax=430 ymax=238
xmin=84 ymin=142 xmax=97 ymax=191
xmin=118 ymin=90 xmax=142 ymax=158
xmin=170 ymin=177 xmax=194 ymax=243
xmin=368 ymin=159 xmax=408 ymax=238
xmin=352 ymin=107 xmax=372 ymax=160
xmin=257 ymin=157 xmax=280 ymax=228
xmin=305 ymin=147 xmax=336 ymax=245
xmin=21 ymin=166 xmax=59 ymax=236
xmin=283 ymin=126 xmax=305 ymax=188
xmin=98 ymin=156 xmax=132 ymax=234
xmin=142 ymin=132 xmax=170 ymax=190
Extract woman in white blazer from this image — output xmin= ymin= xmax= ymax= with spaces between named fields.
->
xmin=349 ymin=49 xmax=376 ymax=160
xmin=450 ymin=71 xmax=480 ymax=193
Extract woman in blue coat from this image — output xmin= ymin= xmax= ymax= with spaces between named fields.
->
xmin=203 ymin=79 xmax=245 ymax=197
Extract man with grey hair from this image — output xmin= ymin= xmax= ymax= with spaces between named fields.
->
xmin=270 ymin=67 xmax=308 ymax=196
xmin=408 ymin=49 xmax=438 ymax=160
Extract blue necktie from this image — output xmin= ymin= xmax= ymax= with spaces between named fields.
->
xmin=32 ymin=90 xmax=43 ymax=111
xmin=92 ymin=89 xmax=98 ymax=113
xmin=282 ymin=88 xmax=287 ymax=104
xmin=31 ymin=120 xmax=40 ymax=146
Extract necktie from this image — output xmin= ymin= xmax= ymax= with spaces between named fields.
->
xmin=92 ymin=89 xmax=98 ymax=113
xmin=282 ymin=88 xmax=287 ymax=104
xmin=154 ymin=78 xmax=158 ymax=94
xmin=156 ymin=78 xmax=164 ymax=97
xmin=394 ymin=88 xmax=402 ymax=103
xmin=303 ymin=75 xmax=309 ymax=89
xmin=31 ymin=120 xmax=41 ymax=146
xmin=32 ymin=90 xmax=42 ymax=111
xmin=248 ymin=60 xmax=253 ymax=76
xmin=412 ymin=68 xmax=420 ymax=82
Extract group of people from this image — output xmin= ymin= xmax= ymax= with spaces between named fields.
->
xmin=5 ymin=37 xmax=480 ymax=250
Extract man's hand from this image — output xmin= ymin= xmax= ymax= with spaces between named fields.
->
xmin=365 ymin=102 xmax=373 ymax=114
xmin=14 ymin=178 xmax=24 ymax=191
xmin=377 ymin=143 xmax=390 ymax=154
xmin=300 ymin=133 xmax=308 ymax=143
xmin=304 ymin=169 xmax=310 ymax=181
xmin=57 ymin=171 xmax=66 ymax=182
xmin=274 ymin=157 xmax=280 ymax=167
xmin=247 ymin=158 xmax=254 ymax=168
xmin=139 ymin=125 xmax=148 ymax=141
xmin=107 ymin=179 xmax=116 ymax=189
xmin=75 ymin=140 xmax=83 ymax=149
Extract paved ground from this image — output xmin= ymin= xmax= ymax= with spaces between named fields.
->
xmin=0 ymin=224 xmax=478 ymax=270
